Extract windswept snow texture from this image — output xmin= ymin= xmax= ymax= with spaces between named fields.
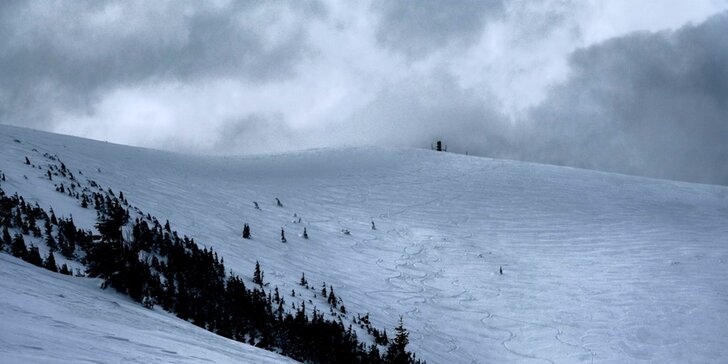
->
xmin=2 ymin=124 xmax=728 ymax=363
xmin=0 ymin=254 xmax=297 ymax=364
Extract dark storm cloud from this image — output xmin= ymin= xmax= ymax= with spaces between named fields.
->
xmin=1 ymin=1 xmax=728 ymax=185
xmin=524 ymin=12 xmax=728 ymax=184
xmin=372 ymin=0 xmax=504 ymax=57
xmin=0 ymin=1 xmax=318 ymax=127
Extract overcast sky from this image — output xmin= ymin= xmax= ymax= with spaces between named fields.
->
xmin=1 ymin=1 xmax=728 ymax=185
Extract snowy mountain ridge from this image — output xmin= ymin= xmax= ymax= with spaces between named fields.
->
xmin=1 ymin=124 xmax=728 ymax=363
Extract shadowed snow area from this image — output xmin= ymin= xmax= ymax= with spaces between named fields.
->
xmin=1 ymin=124 xmax=728 ymax=363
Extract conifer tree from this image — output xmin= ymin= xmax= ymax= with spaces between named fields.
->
xmin=253 ymin=261 xmax=264 ymax=285
xmin=242 ymin=224 xmax=251 ymax=239
xmin=44 ymin=252 xmax=59 ymax=272
xmin=328 ymin=285 xmax=337 ymax=306
xmin=368 ymin=345 xmax=382 ymax=362
xmin=386 ymin=316 xmax=412 ymax=364
xmin=10 ymin=234 xmax=27 ymax=258
xmin=45 ymin=220 xmax=58 ymax=251
xmin=95 ymin=203 xmax=127 ymax=243
xmin=58 ymin=233 xmax=75 ymax=259
xmin=26 ymin=244 xmax=43 ymax=267
xmin=299 ymin=272 xmax=307 ymax=286
xmin=1 ymin=226 xmax=11 ymax=247
xmin=281 ymin=228 xmax=286 ymax=243
xmin=28 ymin=216 xmax=40 ymax=237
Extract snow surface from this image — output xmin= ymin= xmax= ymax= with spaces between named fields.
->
xmin=2 ymin=124 xmax=728 ymax=363
xmin=0 ymin=254 xmax=297 ymax=364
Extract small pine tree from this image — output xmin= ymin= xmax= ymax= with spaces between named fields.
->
xmin=26 ymin=245 xmax=43 ymax=267
xmin=44 ymin=252 xmax=59 ymax=272
xmin=46 ymin=231 xmax=58 ymax=252
xmin=385 ymin=316 xmax=412 ymax=364
xmin=253 ymin=261 xmax=264 ymax=285
xmin=10 ymin=234 xmax=27 ymax=258
xmin=299 ymin=272 xmax=307 ymax=286
xmin=2 ymin=226 xmax=11 ymax=247
xmin=25 ymin=156 xmax=30 ymax=165
xmin=328 ymin=285 xmax=337 ymax=306
xmin=276 ymin=198 xmax=283 ymax=207
xmin=242 ymin=224 xmax=251 ymax=239
xmin=281 ymin=228 xmax=286 ymax=243
xmin=368 ymin=345 xmax=382 ymax=362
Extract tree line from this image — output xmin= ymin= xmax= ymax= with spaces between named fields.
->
xmin=0 ymin=156 xmax=424 ymax=364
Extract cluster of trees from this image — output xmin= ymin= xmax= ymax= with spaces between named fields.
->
xmin=83 ymin=199 xmax=423 ymax=363
xmin=0 ymin=160 xmax=425 ymax=363
xmin=0 ymin=188 xmax=89 ymax=274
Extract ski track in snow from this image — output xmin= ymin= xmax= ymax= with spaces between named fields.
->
xmin=2 ymin=125 xmax=728 ymax=363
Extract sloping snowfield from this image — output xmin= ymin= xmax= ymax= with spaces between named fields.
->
xmin=0 ymin=254 xmax=297 ymax=364
xmin=2 ymin=124 xmax=728 ymax=363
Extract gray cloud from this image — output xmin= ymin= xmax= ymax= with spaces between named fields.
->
xmin=523 ymin=12 xmax=728 ymax=184
xmin=0 ymin=1 xmax=317 ymax=127
xmin=1 ymin=1 xmax=728 ymax=185
xmin=372 ymin=0 xmax=504 ymax=57
xmin=326 ymin=71 xmax=514 ymax=157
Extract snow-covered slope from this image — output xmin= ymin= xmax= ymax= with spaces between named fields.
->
xmin=0 ymin=254 xmax=296 ymax=364
xmin=2 ymin=124 xmax=728 ymax=363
